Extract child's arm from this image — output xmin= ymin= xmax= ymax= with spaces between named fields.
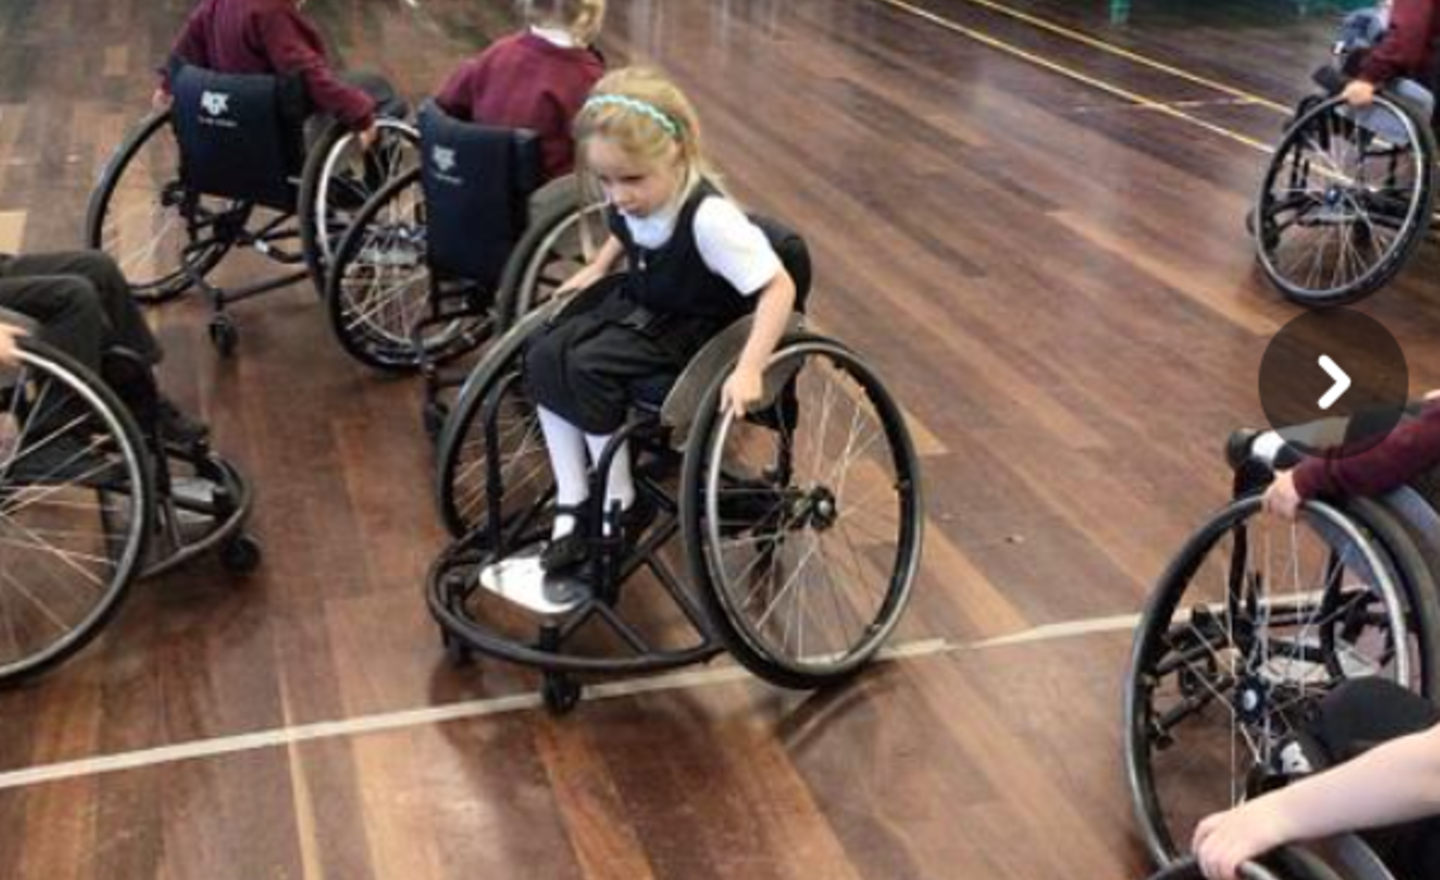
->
xmin=1195 ymin=724 xmax=1440 ymax=880
xmin=721 ymin=268 xmax=797 ymax=417
xmin=555 ymin=234 xmax=624 ymax=296
xmin=0 ymin=322 xmax=27 ymax=365
xmin=255 ymin=9 xmax=377 ymax=133
xmin=155 ymin=0 xmax=215 ymax=105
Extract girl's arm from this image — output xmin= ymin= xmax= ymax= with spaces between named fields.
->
xmin=556 ymin=234 xmax=624 ymax=295
xmin=721 ymin=268 xmax=796 ymax=416
xmin=1195 ymin=723 xmax=1440 ymax=880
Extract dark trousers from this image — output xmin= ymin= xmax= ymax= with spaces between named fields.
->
xmin=0 ymin=250 xmax=160 ymax=376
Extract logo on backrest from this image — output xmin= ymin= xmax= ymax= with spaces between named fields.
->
xmin=432 ymin=146 xmax=457 ymax=174
xmin=201 ymin=91 xmax=231 ymax=118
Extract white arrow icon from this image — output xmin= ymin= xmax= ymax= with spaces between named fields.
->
xmin=1318 ymin=355 xmax=1351 ymax=410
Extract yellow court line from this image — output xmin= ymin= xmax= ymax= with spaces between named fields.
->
xmin=950 ymin=0 xmax=1292 ymax=115
xmin=870 ymin=0 xmax=1276 ymax=156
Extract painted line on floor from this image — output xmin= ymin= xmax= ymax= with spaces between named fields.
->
xmin=949 ymin=0 xmax=1290 ymax=114
xmin=870 ymin=0 xmax=1274 ymax=155
xmin=0 ymin=617 xmax=1139 ymax=792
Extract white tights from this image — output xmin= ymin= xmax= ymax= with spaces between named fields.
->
xmin=537 ymin=406 xmax=635 ymax=539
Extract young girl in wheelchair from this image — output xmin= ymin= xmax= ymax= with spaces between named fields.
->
xmin=525 ymin=66 xmax=797 ymax=575
xmin=435 ymin=0 xmax=607 ymax=182
xmin=1194 ymin=407 xmax=1440 ymax=880
xmin=154 ymin=0 xmax=383 ymax=148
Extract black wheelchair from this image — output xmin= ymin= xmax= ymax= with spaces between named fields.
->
xmin=425 ymin=224 xmax=925 ymax=713
xmin=0 ymin=307 xmax=258 ymax=685
xmin=1252 ymin=7 xmax=1440 ymax=306
xmin=324 ymin=101 xmax=605 ymax=431
xmin=1144 ymin=842 xmax=1398 ymax=880
xmin=85 ymin=64 xmax=418 ymax=354
xmin=1125 ymin=421 xmax=1440 ymax=866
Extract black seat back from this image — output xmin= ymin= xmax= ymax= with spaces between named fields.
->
xmin=750 ymin=216 xmax=812 ymax=313
xmin=418 ymin=100 xmax=543 ymax=286
xmin=170 ymin=63 xmax=306 ymax=210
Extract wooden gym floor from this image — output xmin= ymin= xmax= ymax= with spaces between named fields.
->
xmin=1 ymin=0 xmax=1433 ymax=877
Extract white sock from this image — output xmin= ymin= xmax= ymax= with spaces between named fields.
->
xmin=538 ymin=406 xmax=589 ymax=540
xmin=584 ymin=432 xmax=635 ymax=534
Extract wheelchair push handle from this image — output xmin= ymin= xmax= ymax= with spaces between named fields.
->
xmin=1147 ymin=857 xmax=1282 ymax=880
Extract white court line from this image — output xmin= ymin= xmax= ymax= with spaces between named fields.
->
xmin=0 ymin=623 xmax=1134 ymax=792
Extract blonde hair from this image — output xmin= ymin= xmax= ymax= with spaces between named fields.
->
xmin=574 ymin=67 xmax=720 ymax=201
xmin=517 ymin=0 xmax=606 ymax=47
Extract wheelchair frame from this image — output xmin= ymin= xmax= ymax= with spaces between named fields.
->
xmin=86 ymin=101 xmax=419 ymax=355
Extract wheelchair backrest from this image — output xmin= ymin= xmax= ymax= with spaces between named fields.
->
xmin=170 ymin=63 xmax=307 ymax=210
xmin=418 ymin=100 xmax=543 ymax=287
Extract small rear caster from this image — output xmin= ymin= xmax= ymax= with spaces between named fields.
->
xmin=541 ymin=672 xmax=582 ymax=716
xmin=440 ymin=630 xmax=473 ymax=667
xmin=209 ymin=316 xmax=238 ymax=357
xmin=219 ymin=534 xmax=262 ymax=574
xmin=422 ymin=400 xmax=449 ymax=441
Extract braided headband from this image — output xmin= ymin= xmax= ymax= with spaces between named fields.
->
xmin=582 ymin=94 xmax=681 ymax=139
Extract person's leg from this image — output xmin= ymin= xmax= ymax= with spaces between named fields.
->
xmin=0 ymin=272 xmax=106 ymax=374
xmin=2 ymin=251 xmax=160 ymax=364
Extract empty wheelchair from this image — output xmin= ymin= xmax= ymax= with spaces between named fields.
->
xmin=1252 ymin=7 xmax=1440 ymax=306
xmin=0 ymin=308 xmax=258 ymax=685
xmin=325 ymin=101 xmax=605 ymax=426
xmin=86 ymin=64 xmax=418 ymax=354
xmin=1125 ymin=422 xmax=1440 ymax=866
xmin=1145 ymin=841 xmax=1399 ymax=880
xmin=426 ymin=222 xmax=924 ymax=713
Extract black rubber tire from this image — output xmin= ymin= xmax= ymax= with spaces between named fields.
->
xmin=679 ymin=334 xmax=923 ymax=691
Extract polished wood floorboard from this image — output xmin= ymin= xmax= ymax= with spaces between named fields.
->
xmin=0 ymin=0 xmax=1429 ymax=876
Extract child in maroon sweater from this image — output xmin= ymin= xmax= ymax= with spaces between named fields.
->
xmin=155 ymin=0 xmax=378 ymax=147
xmin=434 ymin=0 xmax=606 ymax=181
xmin=1342 ymin=0 xmax=1440 ymax=107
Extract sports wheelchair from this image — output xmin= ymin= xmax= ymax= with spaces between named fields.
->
xmin=0 ymin=307 xmax=258 ymax=685
xmin=1124 ymin=420 xmax=1440 ymax=866
xmin=1144 ymin=841 xmax=1398 ymax=880
xmin=324 ymin=101 xmax=605 ymax=430
xmin=86 ymin=64 xmax=418 ymax=354
xmin=426 ymin=223 xmax=924 ymax=713
xmin=1252 ymin=7 xmax=1440 ymax=306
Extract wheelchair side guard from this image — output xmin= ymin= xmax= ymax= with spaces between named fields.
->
xmin=657 ymin=314 xmax=804 ymax=446
xmin=0 ymin=306 xmax=40 ymax=334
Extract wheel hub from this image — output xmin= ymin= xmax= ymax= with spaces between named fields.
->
xmin=1233 ymin=674 xmax=1270 ymax=725
xmin=795 ymin=486 xmax=839 ymax=531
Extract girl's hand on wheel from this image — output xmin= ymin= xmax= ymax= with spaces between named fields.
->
xmin=0 ymin=322 xmax=27 ymax=366
xmin=1343 ymin=79 xmax=1377 ymax=107
xmin=1263 ymin=470 xmax=1302 ymax=521
xmin=1194 ymin=802 xmax=1287 ymax=880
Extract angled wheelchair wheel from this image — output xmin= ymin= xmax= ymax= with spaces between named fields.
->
xmin=326 ymin=168 xmax=492 ymax=371
xmin=496 ymin=187 xmax=609 ymax=328
xmin=1151 ymin=850 xmax=1351 ymax=880
xmin=1254 ymin=95 xmax=1435 ymax=307
xmin=680 ymin=336 xmax=923 ymax=690
xmin=299 ymin=117 xmax=420 ymax=297
xmin=1125 ymin=495 xmax=1440 ymax=864
xmin=434 ymin=309 xmax=555 ymax=539
xmin=86 ymin=110 xmax=248 ymax=304
xmin=0 ymin=341 xmax=154 ymax=685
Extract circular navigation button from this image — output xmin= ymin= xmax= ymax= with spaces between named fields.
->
xmin=1258 ymin=309 xmax=1408 ymax=459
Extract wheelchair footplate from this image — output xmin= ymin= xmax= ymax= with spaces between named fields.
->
xmin=477 ymin=543 xmax=593 ymax=615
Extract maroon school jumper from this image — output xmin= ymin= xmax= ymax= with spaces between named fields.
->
xmin=1295 ymin=403 xmax=1440 ymax=499
xmin=434 ymin=32 xmax=604 ymax=181
xmin=1359 ymin=0 xmax=1440 ymax=85
xmin=163 ymin=0 xmax=375 ymax=129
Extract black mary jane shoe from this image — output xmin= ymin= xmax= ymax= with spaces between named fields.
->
xmin=540 ymin=504 xmax=592 ymax=574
